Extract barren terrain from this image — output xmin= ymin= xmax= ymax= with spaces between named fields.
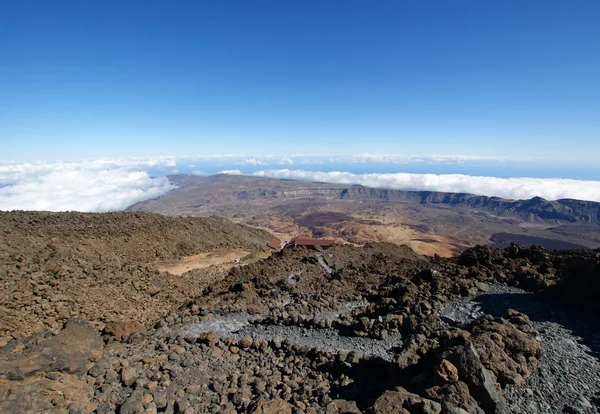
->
xmin=154 ymin=249 xmax=271 ymax=276
xmin=1 ymin=211 xmax=599 ymax=413
xmin=129 ymin=174 xmax=600 ymax=257
xmin=0 ymin=211 xmax=272 ymax=343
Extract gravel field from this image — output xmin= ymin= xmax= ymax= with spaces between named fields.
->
xmin=178 ymin=301 xmax=404 ymax=361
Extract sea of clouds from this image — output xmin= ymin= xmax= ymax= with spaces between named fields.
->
xmin=1 ymin=157 xmax=600 ymax=212
xmin=0 ymin=158 xmax=176 ymax=212
xmin=185 ymin=153 xmax=530 ymax=167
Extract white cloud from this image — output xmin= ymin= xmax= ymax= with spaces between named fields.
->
xmin=3 ymin=155 xmax=596 ymax=212
xmin=218 ymin=170 xmax=244 ymax=175
xmin=330 ymin=154 xmax=540 ymax=165
xmin=300 ymin=158 xmax=324 ymax=165
xmin=175 ymin=153 xmax=530 ymax=166
xmin=236 ymin=158 xmax=266 ymax=166
xmin=0 ymin=158 xmax=177 ymax=212
xmin=251 ymin=169 xmax=600 ymax=202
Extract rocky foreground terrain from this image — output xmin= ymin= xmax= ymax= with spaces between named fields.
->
xmin=0 ymin=211 xmax=272 ymax=343
xmin=1 ymin=211 xmax=600 ymax=413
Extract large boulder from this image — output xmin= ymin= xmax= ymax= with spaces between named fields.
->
xmin=471 ymin=311 xmax=541 ymax=387
xmin=424 ymin=381 xmax=476 ymax=413
xmin=545 ymin=255 xmax=600 ymax=313
xmin=326 ymin=399 xmax=362 ymax=413
xmin=371 ymin=386 xmax=441 ymax=414
xmin=0 ymin=372 xmax=97 ymax=413
xmin=0 ymin=319 xmax=102 ymax=413
xmin=251 ymin=398 xmax=293 ymax=414
xmin=446 ymin=341 xmax=506 ymax=414
xmin=103 ymin=320 xmax=144 ymax=341
xmin=435 ymin=359 xmax=459 ymax=383
xmin=0 ymin=318 xmax=103 ymax=380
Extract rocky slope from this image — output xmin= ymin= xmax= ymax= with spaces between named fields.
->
xmin=0 ymin=211 xmax=272 ymax=343
xmin=1 ymin=211 xmax=599 ymax=414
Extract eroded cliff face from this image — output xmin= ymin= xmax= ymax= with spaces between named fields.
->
xmin=126 ymin=174 xmax=600 ymax=253
xmin=233 ymin=186 xmax=600 ymax=224
xmin=237 ymin=188 xmax=345 ymax=199
xmin=237 ymin=187 xmax=424 ymax=202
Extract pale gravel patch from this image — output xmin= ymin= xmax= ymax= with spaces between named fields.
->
xmin=315 ymin=253 xmax=334 ymax=274
xmin=439 ymin=284 xmax=528 ymax=326
xmin=234 ymin=324 xmax=403 ymax=361
xmin=505 ymin=321 xmax=600 ymax=413
xmin=177 ymin=301 xmax=401 ymax=361
xmin=317 ymin=300 xmax=366 ymax=323
xmin=178 ymin=313 xmax=250 ymax=337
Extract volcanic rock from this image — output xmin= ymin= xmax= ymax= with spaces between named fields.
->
xmin=371 ymin=387 xmax=442 ymax=414
xmin=0 ymin=319 xmax=102 ymax=380
xmin=250 ymin=398 xmax=292 ymax=414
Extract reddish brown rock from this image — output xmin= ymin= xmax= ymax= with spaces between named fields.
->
xmin=435 ymin=359 xmax=459 ymax=383
xmin=326 ymin=399 xmax=361 ymax=413
xmin=0 ymin=320 xmax=102 ymax=414
xmin=103 ymin=320 xmax=144 ymax=341
xmin=371 ymin=387 xmax=441 ymax=414
xmin=251 ymin=398 xmax=293 ymax=414
xmin=0 ymin=319 xmax=102 ymax=380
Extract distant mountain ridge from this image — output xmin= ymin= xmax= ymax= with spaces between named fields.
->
xmin=134 ymin=174 xmax=600 ymax=225
xmin=212 ymin=176 xmax=600 ymax=224
xmin=127 ymin=174 xmax=600 ymax=252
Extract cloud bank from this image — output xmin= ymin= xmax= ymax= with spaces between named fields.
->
xmin=2 ymin=156 xmax=599 ymax=212
xmin=181 ymin=153 xmax=535 ymax=167
xmin=0 ymin=158 xmax=176 ymax=212
xmin=251 ymin=169 xmax=600 ymax=202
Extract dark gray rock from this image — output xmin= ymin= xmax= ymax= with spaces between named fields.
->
xmin=119 ymin=394 xmax=143 ymax=414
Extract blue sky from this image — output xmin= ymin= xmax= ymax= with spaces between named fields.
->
xmin=1 ymin=0 xmax=599 ymax=162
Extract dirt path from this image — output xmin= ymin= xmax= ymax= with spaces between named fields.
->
xmin=153 ymin=249 xmax=271 ymax=275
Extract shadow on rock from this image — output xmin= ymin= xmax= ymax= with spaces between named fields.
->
xmin=318 ymin=356 xmax=403 ymax=410
xmin=476 ymin=292 xmax=600 ymax=361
